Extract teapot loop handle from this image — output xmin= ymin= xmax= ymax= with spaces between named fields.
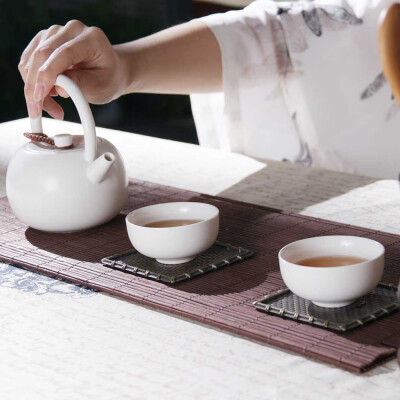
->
xmin=30 ymin=74 xmax=97 ymax=162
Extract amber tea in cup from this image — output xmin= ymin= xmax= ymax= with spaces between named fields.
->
xmin=278 ymin=236 xmax=385 ymax=307
xmin=296 ymin=255 xmax=367 ymax=267
xmin=143 ymin=219 xmax=202 ymax=228
xmin=126 ymin=202 xmax=219 ymax=264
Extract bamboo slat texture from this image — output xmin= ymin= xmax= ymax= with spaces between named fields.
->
xmin=0 ymin=179 xmax=399 ymax=373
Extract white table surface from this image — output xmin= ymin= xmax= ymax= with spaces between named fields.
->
xmin=0 ymin=118 xmax=399 ymax=400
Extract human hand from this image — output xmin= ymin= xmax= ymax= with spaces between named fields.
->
xmin=19 ymin=20 xmax=127 ymax=120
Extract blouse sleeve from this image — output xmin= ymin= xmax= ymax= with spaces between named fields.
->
xmin=200 ymin=3 xmax=281 ymax=97
xmin=194 ymin=2 xmax=301 ymax=160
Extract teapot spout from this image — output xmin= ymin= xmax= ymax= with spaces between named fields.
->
xmin=87 ymin=152 xmax=115 ymax=184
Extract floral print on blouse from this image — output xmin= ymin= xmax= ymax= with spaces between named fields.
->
xmin=191 ymin=0 xmax=399 ymax=178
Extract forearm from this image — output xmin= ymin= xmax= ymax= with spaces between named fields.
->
xmin=114 ymin=20 xmax=222 ymax=95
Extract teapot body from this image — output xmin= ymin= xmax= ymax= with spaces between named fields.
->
xmin=6 ymin=135 xmax=128 ymax=232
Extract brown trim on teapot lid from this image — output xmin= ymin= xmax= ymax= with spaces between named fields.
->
xmin=23 ymin=132 xmax=55 ymax=146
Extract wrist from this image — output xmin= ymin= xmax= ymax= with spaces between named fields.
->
xmin=113 ymin=42 xmax=144 ymax=96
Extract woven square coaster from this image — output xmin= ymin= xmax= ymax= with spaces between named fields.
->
xmin=102 ymin=242 xmax=253 ymax=284
xmin=253 ymin=283 xmax=399 ymax=332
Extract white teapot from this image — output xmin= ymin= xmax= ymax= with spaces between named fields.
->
xmin=6 ymin=74 xmax=128 ymax=232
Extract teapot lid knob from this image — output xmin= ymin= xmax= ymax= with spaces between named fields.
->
xmin=54 ymin=134 xmax=73 ymax=149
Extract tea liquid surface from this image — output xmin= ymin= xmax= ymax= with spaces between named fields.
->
xmin=296 ymin=255 xmax=367 ymax=267
xmin=143 ymin=219 xmax=202 ymax=228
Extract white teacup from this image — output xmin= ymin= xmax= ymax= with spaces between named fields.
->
xmin=126 ymin=202 xmax=219 ymax=264
xmin=279 ymin=236 xmax=385 ymax=308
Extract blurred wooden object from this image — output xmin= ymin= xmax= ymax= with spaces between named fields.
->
xmin=378 ymin=4 xmax=400 ymax=106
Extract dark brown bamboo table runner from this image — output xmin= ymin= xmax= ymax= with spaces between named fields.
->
xmin=0 ymin=179 xmax=399 ymax=373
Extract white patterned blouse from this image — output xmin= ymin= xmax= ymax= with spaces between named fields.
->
xmin=191 ymin=0 xmax=399 ymax=179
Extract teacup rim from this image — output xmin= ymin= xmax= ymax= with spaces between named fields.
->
xmin=278 ymin=235 xmax=385 ymax=269
xmin=125 ymin=202 xmax=219 ymax=230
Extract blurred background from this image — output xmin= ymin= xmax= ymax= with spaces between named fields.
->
xmin=0 ymin=0 xmax=251 ymax=144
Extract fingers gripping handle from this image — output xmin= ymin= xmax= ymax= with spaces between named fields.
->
xmin=29 ymin=75 xmax=97 ymax=162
